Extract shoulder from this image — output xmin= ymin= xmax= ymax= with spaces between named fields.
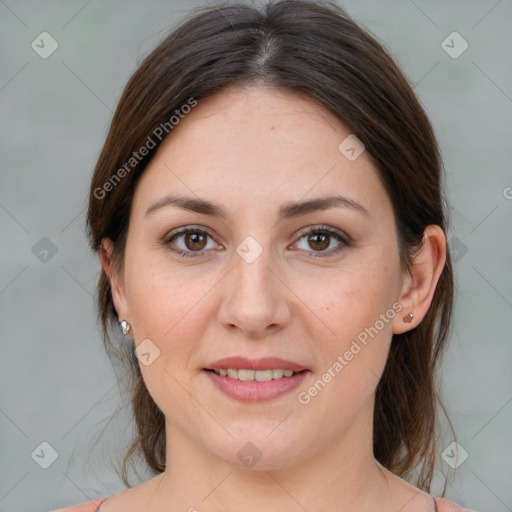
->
xmin=435 ymin=497 xmax=479 ymax=512
xmin=51 ymin=497 xmax=108 ymax=512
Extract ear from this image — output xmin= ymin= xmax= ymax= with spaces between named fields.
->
xmin=393 ymin=225 xmax=447 ymax=334
xmin=99 ymin=238 xmax=131 ymax=335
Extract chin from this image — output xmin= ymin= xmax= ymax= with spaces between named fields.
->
xmin=206 ymin=427 xmax=306 ymax=470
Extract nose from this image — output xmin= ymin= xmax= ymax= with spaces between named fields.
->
xmin=217 ymin=245 xmax=292 ymax=339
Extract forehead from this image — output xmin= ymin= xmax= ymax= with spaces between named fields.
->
xmin=131 ymin=85 xmax=388 ymax=220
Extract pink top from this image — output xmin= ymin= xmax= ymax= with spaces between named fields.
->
xmin=434 ymin=497 xmax=478 ymax=511
xmin=52 ymin=496 xmax=478 ymax=511
xmin=52 ymin=497 xmax=107 ymax=511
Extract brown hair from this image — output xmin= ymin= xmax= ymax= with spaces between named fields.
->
xmin=86 ymin=0 xmax=454 ymax=492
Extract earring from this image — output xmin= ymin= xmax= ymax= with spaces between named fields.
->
xmin=403 ymin=312 xmax=414 ymax=324
xmin=120 ymin=320 xmax=131 ymax=335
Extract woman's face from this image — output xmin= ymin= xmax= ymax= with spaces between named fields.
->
xmin=108 ymin=85 xmax=410 ymax=469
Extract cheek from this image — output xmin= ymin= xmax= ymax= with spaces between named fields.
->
xmin=125 ymin=246 xmax=210 ymax=340
xmin=295 ymin=279 xmax=396 ymax=436
xmin=126 ymin=263 xmax=216 ymax=415
xmin=308 ymin=260 xmax=398 ymax=343
xmin=125 ymin=258 xmax=224 ymax=394
xmin=298 ymin=251 xmax=399 ymax=401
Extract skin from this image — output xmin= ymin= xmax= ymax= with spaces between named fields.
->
xmin=99 ymin=85 xmax=446 ymax=512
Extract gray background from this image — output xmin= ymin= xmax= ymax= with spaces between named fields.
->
xmin=1 ymin=1 xmax=511 ymax=511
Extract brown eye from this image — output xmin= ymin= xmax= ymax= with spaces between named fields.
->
xmin=183 ymin=232 xmax=208 ymax=251
xmin=165 ymin=227 xmax=217 ymax=258
xmin=307 ymin=232 xmax=331 ymax=251
xmin=294 ymin=226 xmax=350 ymax=258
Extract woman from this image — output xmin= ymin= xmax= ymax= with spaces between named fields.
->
xmin=54 ymin=1 xmax=477 ymax=510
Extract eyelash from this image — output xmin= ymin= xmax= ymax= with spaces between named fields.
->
xmin=163 ymin=225 xmax=351 ymax=259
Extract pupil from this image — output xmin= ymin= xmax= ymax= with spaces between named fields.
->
xmin=310 ymin=233 xmax=328 ymax=250
xmin=187 ymin=233 xmax=205 ymax=250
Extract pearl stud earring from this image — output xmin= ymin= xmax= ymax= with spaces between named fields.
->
xmin=120 ymin=320 xmax=131 ymax=335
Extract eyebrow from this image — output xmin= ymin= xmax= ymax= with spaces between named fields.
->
xmin=144 ymin=194 xmax=370 ymax=220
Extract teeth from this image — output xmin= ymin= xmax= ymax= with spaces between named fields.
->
xmin=272 ymin=369 xmax=284 ymax=379
xmin=255 ymin=370 xmax=273 ymax=382
xmin=238 ymin=369 xmax=255 ymax=381
xmin=213 ymin=368 xmax=298 ymax=380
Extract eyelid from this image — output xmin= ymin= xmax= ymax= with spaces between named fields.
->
xmin=164 ymin=224 xmax=350 ymax=258
xmin=163 ymin=225 xmax=220 ymax=257
xmin=294 ymin=224 xmax=351 ymax=245
xmin=291 ymin=225 xmax=350 ymax=258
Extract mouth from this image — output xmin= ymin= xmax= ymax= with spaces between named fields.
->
xmin=205 ymin=368 xmax=304 ymax=381
xmin=203 ymin=356 xmax=310 ymax=402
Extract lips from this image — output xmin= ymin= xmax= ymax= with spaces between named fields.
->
xmin=203 ymin=356 xmax=310 ymax=403
xmin=205 ymin=356 xmax=308 ymax=372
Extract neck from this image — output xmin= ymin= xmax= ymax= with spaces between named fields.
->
xmin=148 ymin=405 xmax=397 ymax=512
